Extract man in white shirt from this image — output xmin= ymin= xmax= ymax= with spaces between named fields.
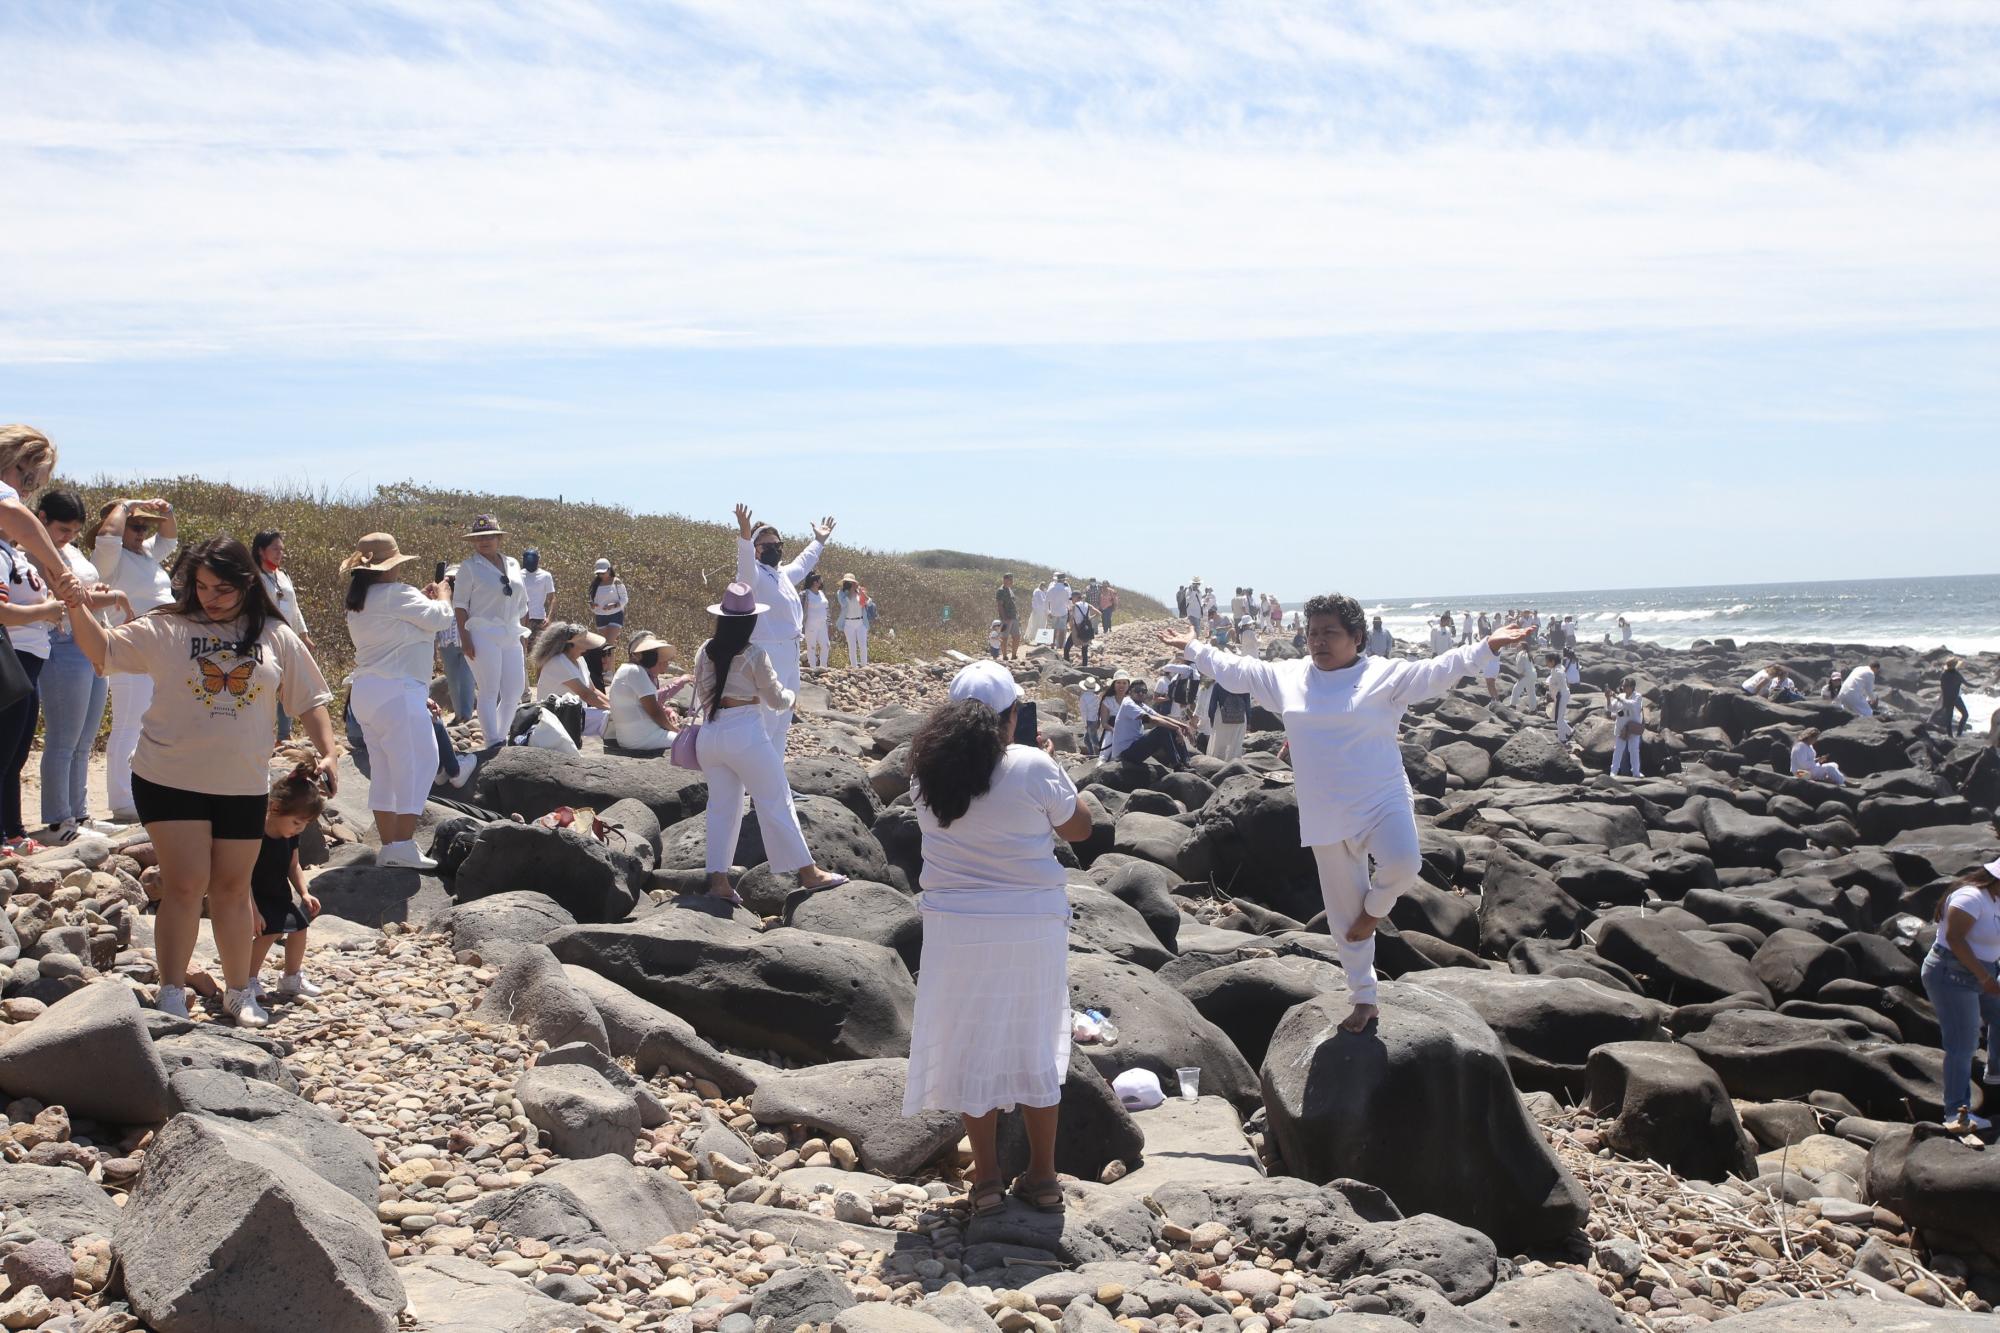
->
xmin=734 ymin=503 xmax=835 ymax=753
xmin=1837 ymin=660 xmax=1880 ymax=718
xmin=1044 ymin=574 xmax=1071 ymax=653
xmin=520 ymin=548 xmax=556 ymax=632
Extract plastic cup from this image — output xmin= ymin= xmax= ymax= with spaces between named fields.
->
xmin=1176 ymin=1067 xmax=1200 ymax=1101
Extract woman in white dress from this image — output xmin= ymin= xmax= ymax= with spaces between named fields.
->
xmin=1788 ymin=728 xmax=1845 ymax=786
xmin=902 ymin=660 xmax=1095 ymax=1217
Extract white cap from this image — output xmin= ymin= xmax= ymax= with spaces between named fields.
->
xmin=594 ymin=558 xmax=612 ymax=573
xmin=1985 ymin=856 xmax=2000 ymax=879
xmin=947 ymin=660 xmax=1024 ymax=713
xmin=1111 ymin=1068 xmax=1164 ymax=1111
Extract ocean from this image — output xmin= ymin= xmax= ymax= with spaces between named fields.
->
xmin=1295 ymin=572 xmax=2000 ymax=732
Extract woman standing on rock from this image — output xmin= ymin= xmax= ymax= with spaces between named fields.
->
xmin=800 ymin=573 xmax=831 ymax=669
xmin=1606 ymin=678 xmax=1645 ymax=778
xmin=451 ymin=515 xmax=528 ymax=746
xmin=34 ymin=489 xmax=129 ymax=844
xmin=693 ymin=583 xmax=849 ymax=905
xmin=1923 ymin=860 xmax=2000 ymax=1134
xmin=1159 ymin=598 xmax=1530 ymax=1033
xmin=903 ymin=660 xmax=1095 ymax=1216
xmin=344 ymin=533 xmax=456 ymax=869
xmin=63 ymin=536 xmax=337 ymax=1028
xmin=837 ymin=574 xmax=871 ymax=667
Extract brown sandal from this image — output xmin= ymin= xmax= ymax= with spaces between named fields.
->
xmin=1010 ymin=1175 xmax=1065 ymax=1214
xmin=967 ymin=1179 xmax=1007 ymax=1217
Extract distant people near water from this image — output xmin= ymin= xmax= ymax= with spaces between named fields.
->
xmin=34 ymin=488 xmax=129 ymax=846
xmin=1110 ymin=679 xmax=1193 ymax=771
xmin=1236 ymin=614 xmax=1259 ymax=660
xmin=1935 ymin=658 xmax=1971 ymax=738
xmin=692 ymin=583 xmax=849 ymax=906
xmin=1160 ymin=597 xmax=1529 ymax=1033
xmin=452 ymin=515 xmax=528 ymax=747
xmin=253 ymin=530 xmax=312 ymax=741
xmin=530 ymin=621 xmax=611 ymax=735
xmin=838 ymin=573 xmax=875 ymax=667
xmin=1789 ymin=729 xmax=1845 ymax=786
xmin=1743 ymin=663 xmax=1801 ymax=701
xmin=520 ymin=547 xmax=556 ymax=640
xmin=249 ymin=764 xmax=328 ymax=1003
xmin=1475 ymin=610 xmax=1492 ymax=640
xmin=1617 ymin=615 xmax=1632 ymax=644
xmin=734 ymin=504 xmax=835 ymax=755
xmin=1364 ymin=616 xmax=1392 ymax=658
xmin=900 ymin=660 xmax=1094 ymax=1219
xmin=1921 ymin=859 xmax=2000 ymax=1136
xmin=1427 ymin=618 xmax=1452 ymax=657
xmin=89 ymin=495 xmax=180 ymax=822
xmin=586 ymin=557 xmax=629 ymax=688
xmin=343 ymin=532 xmax=458 ymax=870
xmin=995 ymin=573 xmax=1020 ymax=660
xmin=63 ymin=535 xmax=337 ymax=1029
xmin=1544 ymin=652 xmax=1571 ymax=745
xmin=435 ymin=565 xmax=476 ymax=724
xmin=605 ymin=631 xmax=681 ymax=755
xmin=1506 ymin=646 xmax=1538 ymax=710
xmin=800 ymin=572 xmax=831 ymax=669
xmin=1836 ymin=660 xmax=1880 ymax=718
xmin=1606 ymin=677 xmax=1645 ymax=777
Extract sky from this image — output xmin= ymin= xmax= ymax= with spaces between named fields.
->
xmin=3 ymin=1 xmax=1998 ymax=603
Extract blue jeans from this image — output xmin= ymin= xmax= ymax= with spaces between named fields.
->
xmin=0 ymin=654 xmax=45 ymax=838
xmin=439 ymin=644 xmax=476 ymax=721
xmin=1922 ymin=948 xmax=2000 ymax=1117
xmin=344 ymin=699 xmax=458 ymax=782
xmin=38 ymin=633 xmax=108 ymax=827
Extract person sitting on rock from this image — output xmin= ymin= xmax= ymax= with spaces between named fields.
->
xmin=1108 ymin=679 xmax=1193 ymax=770
xmin=1159 ymin=597 xmax=1531 ymax=1033
xmin=901 ymin=660 xmax=1095 ymax=1217
xmin=1606 ymin=677 xmax=1645 ymax=778
xmin=1836 ymin=660 xmax=1880 ymax=717
xmin=1922 ymin=859 xmax=2000 ymax=1135
xmin=1788 ymin=728 xmax=1845 ymax=787
xmin=529 ymin=621 xmax=611 ymax=732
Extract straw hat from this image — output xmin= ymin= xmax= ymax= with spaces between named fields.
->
xmin=1080 ymin=676 xmax=1102 ymax=692
xmin=463 ymin=514 xmax=507 ymax=539
xmin=628 ymin=631 xmax=671 ymax=657
xmin=706 ymin=582 xmax=770 ymax=617
xmin=840 ymin=572 xmax=858 ymax=586
xmin=339 ymin=533 xmax=419 ymax=575
xmin=567 ymin=627 xmax=608 ymax=654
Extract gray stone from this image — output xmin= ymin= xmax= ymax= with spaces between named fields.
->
xmin=0 ymin=980 xmax=170 ymax=1124
xmin=562 ymin=964 xmax=763 ymax=1097
xmin=752 ymin=1059 xmax=961 ymax=1177
xmin=0 ymin=1163 xmax=119 ymax=1244
xmin=397 ymin=1254 xmax=595 ymax=1333
xmin=513 ymin=1064 xmax=640 ymax=1160
xmin=429 ymin=891 xmax=579 ymax=969
xmin=470 ymin=1154 xmax=700 ymax=1252
xmin=749 ymin=1264 xmax=856 ymax=1329
xmin=477 ymin=944 xmax=610 ymax=1052
xmin=166 ymin=1067 xmax=380 ymax=1206
xmin=833 ymin=1306 xmax=955 ymax=1333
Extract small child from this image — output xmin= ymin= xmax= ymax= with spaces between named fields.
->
xmin=1078 ymin=677 xmax=1103 ymax=756
xmin=250 ymin=763 xmax=327 ymax=1005
xmin=987 ymin=619 xmax=1004 ymax=658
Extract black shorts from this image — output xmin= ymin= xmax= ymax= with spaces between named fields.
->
xmin=131 ymin=774 xmax=267 ymax=840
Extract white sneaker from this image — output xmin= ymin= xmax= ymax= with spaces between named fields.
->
xmin=222 ymin=988 xmax=269 ymax=1029
xmin=86 ymin=817 xmax=129 ymax=835
xmin=279 ymin=972 xmax=322 ymax=998
xmin=447 ymin=752 xmax=479 ymax=789
xmin=247 ymin=977 xmax=265 ymax=1001
xmin=156 ymin=984 xmax=189 ymax=1019
xmin=43 ymin=820 xmax=79 ymax=846
xmin=378 ymin=841 xmax=439 ymax=871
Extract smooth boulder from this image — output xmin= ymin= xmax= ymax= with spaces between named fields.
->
xmin=0 ymin=981 xmax=170 ymax=1124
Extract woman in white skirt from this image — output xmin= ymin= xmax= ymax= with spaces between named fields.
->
xmin=343 ymin=533 xmax=456 ymax=869
xmin=902 ymin=660 xmax=1095 ymax=1217
xmin=694 ymin=583 xmax=849 ymax=905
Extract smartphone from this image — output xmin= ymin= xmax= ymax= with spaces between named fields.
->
xmin=434 ymin=561 xmax=448 ymax=584
xmin=1014 ymin=700 xmax=1039 ymax=747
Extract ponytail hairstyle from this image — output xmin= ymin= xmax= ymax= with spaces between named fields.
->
xmin=908 ymin=698 xmax=1013 ymax=826
xmin=268 ymin=761 xmax=328 ymax=821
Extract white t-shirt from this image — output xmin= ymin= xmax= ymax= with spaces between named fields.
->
xmin=54 ymin=544 xmax=104 ymax=640
xmin=0 ymin=541 xmax=53 ymax=659
xmin=94 ymin=534 xmax=178 ymax=624
xmin=1941 ymin=885 xmax=2000 ymax=964
xmin=608 ymin=662 xmax=672 ymax=749
xmin=537 ymin=651 xmax=592 ymax=700
xmin=521 ymin=568 xmax=556 ymax=620
xmin=260 ymin=568 xmax=308 ymax=637
xmin=348 ymin=582 xmax=454 ymax=682
xmin=913 ymin=745 xmax=1078 ymax=916
xmin=1743 ymin=669 xmax=1772 ymax=695
xmin=1046 ymin=582 xmax=1070 ymax=617
xmin=452 ymin=554 xmax=527 ymax=630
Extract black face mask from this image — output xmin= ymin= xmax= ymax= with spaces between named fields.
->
xmin=756 ymin=544 xmax=782 ymax=567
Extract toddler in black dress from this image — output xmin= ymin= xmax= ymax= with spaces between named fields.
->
xmin=250 ymin=763 xmax=326 ymax=1000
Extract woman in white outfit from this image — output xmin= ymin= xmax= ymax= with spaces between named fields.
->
xmin=1837 ymin=661 xmax=1880 ymax=718
xmin=1506 ymin=647 xmax=1539 ymax=710
xmin=694 ymin=583 xmax=849 ymax=905
xmin=451 ymin=515 xmax=528 ymax=746
xmin=606 ymin=631 xmax=681 ymax=753
xmin=902 ymin=660 xmax=1095 ymax=1217
xmin=1545 ymin=652 xmax=1572 ymax=744
xmin=343 ymin=533 xmax=456 ymax=870
xmin=1160 ymin=597 xmax=1530 ymax=1032
xmin=837 ymin=574 xmax=870 ymax=667
xmin=88 ymin=497 xmax=179 ymax=821
xmin=1789 ymin=728 xmax=1846 ymax=786
xmin=530 ymin=621 xmax=611 ymax=735
xmin=800 ymin=573 xmax=831 ymax=669
xmin=1607 ymin=678 xmax=1645 ymax=777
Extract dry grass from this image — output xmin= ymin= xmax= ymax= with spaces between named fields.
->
xmin=64 ymin=476 xmax=1165 ymax=682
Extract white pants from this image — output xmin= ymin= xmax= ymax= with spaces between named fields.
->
xmin=1310 ymin=810 xmax=1424 ymax=1007
xmin=1611 ymin=734 xmax=1643 ymax=777
xmin=760 ymin=645 xmax=801 ymax=754
xmin=1508 ymin=674 xmax=1537 ymax=709
xmin=699 ymin=705 xmax=813 ymax=875
xmin=1840 ymin=695 xmax=1873 ymax=718
xmin=804 ymin=622 xmax=830 ymax=669
xmin=466 ymin=624 xmax=527 ymax=746
xmin=1207 ymin=720 xmax=1245 ymax=760
xmin=106 ymin=672 xmax=153 ymax=816
xmin=351 ymin=674 xmax=441 ymax=816
xmin=1800 ymin=759 xmax=1846 ymax=786
xmin=842 ymin=620 xmax=869 ymax=667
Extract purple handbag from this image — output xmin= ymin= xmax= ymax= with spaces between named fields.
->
xmin=669 ymin=720 xmax=702 ymax=769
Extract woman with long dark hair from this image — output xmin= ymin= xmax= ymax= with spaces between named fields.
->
xmin=343 ymin=533 xmax=454 ymax=869
xmin=901 ymin=661 xmax=1095 ymax=1217
xmin=34 ymin=488 xmax=129 ymax=843
xmin=63 ymin=536 xmax=337 ymax=1028
xmin=1924 ymin=860 xmax=2000 ymax=1134
xmin=692 ymin=583 xmax=847 ymax=905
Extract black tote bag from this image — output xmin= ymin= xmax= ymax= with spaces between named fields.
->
xmin=0 ymin=625 xmax=32 ymax=714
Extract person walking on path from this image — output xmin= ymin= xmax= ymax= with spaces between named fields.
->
xmin=733 ymin=504 xmax=834 ymax=754
xmin=995 ymin=574 xmax=1020 ymax=661
xmin=1607 ymin=677 xmax=1646 ymax=777
xmin=1506 ymin=646 xmax=1539 ymax=711
xmin=837 ymin=573 xmax=872 ymax=667
xmin=1099 ymin=583 xmax=1119 ymax=634
xmin=89 ymin=495 xmax=179 ymax=822
xmin=63 ymin=536 xmax=337 ymax=1028
xmin=1159 ymin=599 xmax=1530 ymax=1033
xmin=451 ymin=515 xmax=528 ymax=746
xmin=901 ymin=660 xmax=1095 ymax=1217
xmin=1043 ymin=573 xmax=1072 ymax=656
xmin=252 ymin=530 xmax=313 ymax=742
xmin=343 ymin=533 xmax=456 ymax=870
xmin=1921 ymin=860 xmax=2000 ymax=1135
xmin=800 ymin=572 xmax=831 ymax=669
xmin=693 ymin=584 xmax=850 ymax=905
xmin=247 ymin=764 xmax=329 ymax=1002
xmin=33 ymin=489 xmax=128 ymax=844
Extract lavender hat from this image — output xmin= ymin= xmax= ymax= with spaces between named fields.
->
xmin=707 ymin=581 xmax=770 ymax=618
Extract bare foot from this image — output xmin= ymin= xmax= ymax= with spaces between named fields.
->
xmin=1338 ymin=1003 xmax=1379 ymax=1033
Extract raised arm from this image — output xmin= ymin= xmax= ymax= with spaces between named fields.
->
xmin=1180 ymin=640 xmax=1287 ymax=712
xmin=1383 ymin=622 xmax=1530 ymax=706
xmin=783 ymin=537 xmax=825 ymax=586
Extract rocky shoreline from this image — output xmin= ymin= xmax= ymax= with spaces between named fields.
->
xmin=0 ymin=617 xmax=1995 ymax=1332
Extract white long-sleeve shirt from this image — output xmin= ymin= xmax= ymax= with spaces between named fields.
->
xmin=261 ymin=568 xmax=308 ymax=638
xmin=1184 ymin=639 xmax=1495 ymax=847
xmin=1742 ymin=669 xmax=1773 ymax=696
xmin=736 ymin=535 xmax=825 ymax=649
xmin=1608 ymin=691 xmax=1644 ymax=732
xmin=349 ymin=583 xmax=455 ymax=682
xmin=801 ymin=588 xmax=828 ymax=631
xmin=1837 ymin=665 xmax=1876 ymax=711
xmin=452 ymin=553 xmax=527 ymax=630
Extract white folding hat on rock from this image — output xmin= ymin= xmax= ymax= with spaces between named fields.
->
xmin=1111 ymin=1068 xmax=1164 ymax=1111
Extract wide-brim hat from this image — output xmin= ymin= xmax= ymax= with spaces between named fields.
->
xmin=1110 ymin=668 xmax=1133 ymax=683
xmin=340 ymin=532 xmax=419 ymax=574
xmin=1080 ymin=676 xmax=1102 ymax=691
xmin=628 ymin=632 xmax=671 ymax=658
xmin=707 ymin=582 xmax=769 ymax=617
xmin=463 ymin=514 xmax=507 ymax=539
xmin=840 ymin=572 xmax=858 ymax=585
xmin=571 ymin=628 xmax=608 ymax=654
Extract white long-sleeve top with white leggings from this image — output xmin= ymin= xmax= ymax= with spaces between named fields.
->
xmin=1609 ymin=692 xmax=1645 ymax=777
xmin=348 ymin=583 xmax=456 ymax=815
xmin=1184 ymin=638 xmax=1495 ymax=1006
xmin=801 ymin=589 xmax=831 ymax=668
xmin=1507 ymin=650 xmax=1538 ymax=708
xmin=1837 ymin=666 xmax=1876 ymax=718
xmin=737 ymin=535 xmax=823 ymax=754
xmin=1789 ymin=741 xmax=1846 ymax=786
xmin=693 ymin=642 xmax=814 ymax=875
